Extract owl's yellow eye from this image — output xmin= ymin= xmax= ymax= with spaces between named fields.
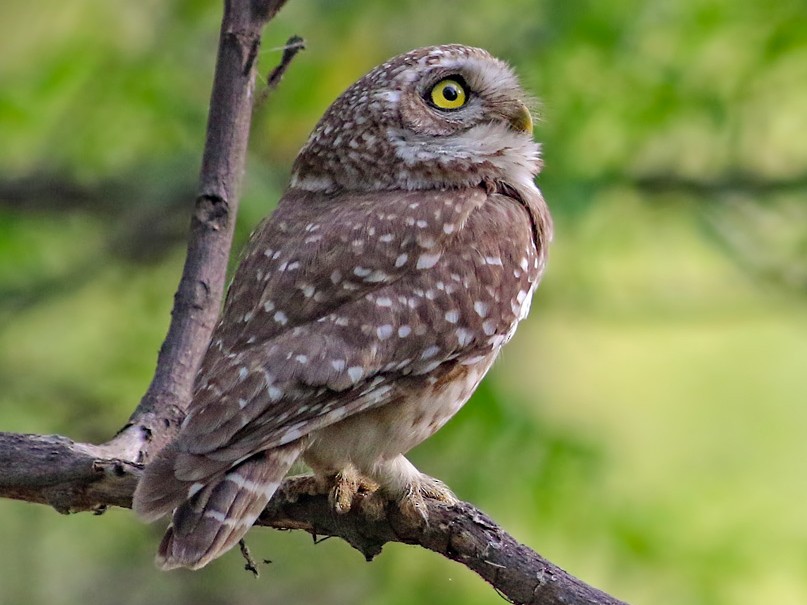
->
xmin=429 ymin=78 xmax=468 ymax=110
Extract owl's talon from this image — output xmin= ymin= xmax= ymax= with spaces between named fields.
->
xmin=329 ymin=470 xmax=357 ymax=514
xmin=417 ymin=475 xmax=458 ymax=505
xmin=327 ymin=468 xmax=379 ymax=515
xmin=396 ymin=474 xmax=458 ymax=525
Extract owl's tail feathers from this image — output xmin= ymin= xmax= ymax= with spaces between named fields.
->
xmin=132 ymin=441 xmax=305 ymax=571
xmin=132 ymin=440 xmax=199 ymax=524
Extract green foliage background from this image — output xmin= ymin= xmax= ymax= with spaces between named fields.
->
xmin=1 ymin=1 xmax=806 ymax=604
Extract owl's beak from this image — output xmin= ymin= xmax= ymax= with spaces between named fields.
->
xmin=506 ymin=101 xmax=533 ymax=134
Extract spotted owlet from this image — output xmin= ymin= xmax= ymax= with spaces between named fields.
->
xmin=133 ymin=44 xmax=552 ymax=570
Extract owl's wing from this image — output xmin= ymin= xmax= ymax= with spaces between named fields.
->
xmin=172 ymin=185 xmax=540 ymax=475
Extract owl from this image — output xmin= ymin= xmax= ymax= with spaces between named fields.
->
xmin=133 ymin=44 xmax=552 ymax=570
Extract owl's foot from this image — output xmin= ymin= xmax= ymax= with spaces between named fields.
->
xmin=329 ymin=466 xmax=379 ymax=515
xmin=279 ymin=469 xmax=380 ymax=515
xmin=364 ymin=455 xmax=458 ymax=525
xmin=395 ymin=473 xmax=458 ymax=525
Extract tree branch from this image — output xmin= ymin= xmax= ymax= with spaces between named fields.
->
xmin=105 ymin=0 xmax=293 ymax=463
xmin=0 ymin=431 xmax=626 ymax=605
xmin=0 ymin=2 xmax=628 ymax=604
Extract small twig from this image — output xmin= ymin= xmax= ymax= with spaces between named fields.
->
xmin=239 ymin=539 xmax=260 ymax=577
xmin=255 ymin=35 xmax=306 ymax=108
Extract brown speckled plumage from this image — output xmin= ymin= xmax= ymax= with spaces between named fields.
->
xmin=133 ymin=44 xmax=552 ymax=570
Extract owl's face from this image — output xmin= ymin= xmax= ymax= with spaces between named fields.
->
xmin=290 ymin=45 xmax=541 ymax=193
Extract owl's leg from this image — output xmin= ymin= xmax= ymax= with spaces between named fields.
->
xmin=364 ymin=455 xmax=458 ymax=523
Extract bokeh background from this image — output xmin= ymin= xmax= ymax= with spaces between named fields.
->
xmin=1 ymin=1 xmax=806 ymax=604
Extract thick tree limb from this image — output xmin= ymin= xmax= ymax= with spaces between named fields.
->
xmin=0 ymin=1 xmax=628 ymax=604
xmin=0 ymin=431 xmax=625 ymax=605
xmin=0 ymin=433 xmax=139 ymax=512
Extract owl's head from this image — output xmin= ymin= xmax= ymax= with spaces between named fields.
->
xmin=290 ymin=45 xmax=541 ymax=193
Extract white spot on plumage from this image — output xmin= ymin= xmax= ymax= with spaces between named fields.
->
xmin=268 ymin=386 xmax=283 ymax=401
xmin=489 ymin=334 xmax=506 ymax=348
xmin=456 ymin=327 xmax=474 ymax=346
xmin=398 ymin=325 xmax=412 ymax=337
xmin=421 ymin=345 xmax=441 ymax=360
xmin=482 ymin=320 xmax=497 ymax=336
xmin=365 ymin=269 xmax=391 ymax=283
xmin=474 ymin=301 xmax=489 ymax=318
xmin=295 ymin=354 xmax=309 ymax=364
xmin=518 ymin=283 xmax=536 ymax=319
xmin=395 ymin=253 xmax=408 ymax=267
xmin=416 ymin=252 xmax=441 ymax=269
xmin=377 ymin=324 xmax=393 ymax=339
xmin=353 ymin=266 xmax=372 ymax=277
xmin=445 ymin=310 xmax=460 ymax=323
xmin=347 ymin=366 xmax=364 ymax=383
xmin=443 ymin=223 xmax=455 ymax=234
xmin=376 ymin=296 xmax=393 ymax=307
xmin=274 ymin=310 xmax=288 ymax=325
xmin=395 ymin=358 xmax=412 ymax=370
